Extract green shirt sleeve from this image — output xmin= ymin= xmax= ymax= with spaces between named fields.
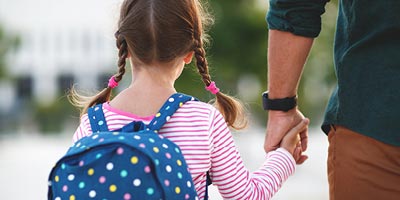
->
xmin=266 ymin=0 xmax=329 ymax=38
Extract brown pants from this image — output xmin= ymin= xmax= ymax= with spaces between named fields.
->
xmin=328 ymin=125 xmax=400 ymax=200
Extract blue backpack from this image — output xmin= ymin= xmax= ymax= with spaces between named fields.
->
xmin=48 ymin=93 xmax=200 ymax=200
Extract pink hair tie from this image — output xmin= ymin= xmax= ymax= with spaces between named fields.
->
xmin=205 ymin=81 xmax=220 ymax=94
xmin=108 ymin=76 xmax=119 ymax=89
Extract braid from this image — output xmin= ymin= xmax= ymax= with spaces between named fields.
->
xmin=194 ymin=40 xmax=211 ymax=86
xmin=114 ymin=32 xmax=128 ymax=83
xmin=68 ymin=31 xmax=130 ymax=117
xmin=193 ymin=38 xmax=248 ymax=130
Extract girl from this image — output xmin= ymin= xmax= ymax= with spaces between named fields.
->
xmin=70 ymin=0 xmax=308 ymax=199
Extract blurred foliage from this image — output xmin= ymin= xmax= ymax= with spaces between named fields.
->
xmin=176 ymin=0 xmax=268 ymax=115
xmin=1 ymin=0 xmax=339 ymax=133
xmin=33 ymin=95 xmax=76 ymax=133
xmin=178 ymin=0 xmax=339 ymax=126
xmin=298 ymin=0 xmax=338 ymax=124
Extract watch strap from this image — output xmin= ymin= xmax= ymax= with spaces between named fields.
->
xmin=262 ymin=91 xmax=297 ymax=112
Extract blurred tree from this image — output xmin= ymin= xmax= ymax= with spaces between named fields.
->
xmin=298 ymin=0 xmax=338 ymax=124
xmin=177 ymin=0 xmax=338 ymax=126
xmin=176 ymin=0 xmax=267 ymax=102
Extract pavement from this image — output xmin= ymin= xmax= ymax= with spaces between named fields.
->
xmin=0 ymin=127 xmax=329 ymax=200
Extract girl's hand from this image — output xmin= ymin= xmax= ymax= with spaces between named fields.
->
xmin=280 ymin=118 xmax=309 ymax=163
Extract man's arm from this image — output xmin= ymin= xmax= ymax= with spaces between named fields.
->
xmin=264 ymin=30 xmax=314 ymax=164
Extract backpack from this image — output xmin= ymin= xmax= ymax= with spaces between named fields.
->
xmin=48 ymin=93 xmax=200 ymax=200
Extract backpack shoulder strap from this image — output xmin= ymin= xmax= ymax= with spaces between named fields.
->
xmin=147 ymin=93 xmax=196 ymax=131
xmin=87 ymin=103 xmax=109 ymax=133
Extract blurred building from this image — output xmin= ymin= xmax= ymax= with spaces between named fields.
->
xmin=0 ymin=0 xmax=121 ymax=108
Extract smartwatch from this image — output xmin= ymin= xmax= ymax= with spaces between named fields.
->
xmin=262 ymin=91 xmax=297 ymax=112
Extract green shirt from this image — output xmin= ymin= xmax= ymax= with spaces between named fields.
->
xmin=267 ymin=0 xmax=400 ymax=146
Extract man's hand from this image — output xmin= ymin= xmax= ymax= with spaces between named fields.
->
xmin=281 ymin=118 xmax=309 ymax=164
xmin=264 ymin=108 xmax=309 ymax=164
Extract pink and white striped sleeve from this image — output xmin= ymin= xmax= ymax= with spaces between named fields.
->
xmin=72 ymin=114 xmax=92 ymax=143
xmin=209 ymin=110 xmax=296 ymax=200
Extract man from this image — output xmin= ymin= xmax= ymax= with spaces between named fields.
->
xmin=263 ymin=0 xmax=400 ymax=199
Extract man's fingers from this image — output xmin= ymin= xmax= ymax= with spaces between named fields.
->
xmin=296 ymin=155 xmax=308 ymax=165
xmin=300 ymin=127 xmax=309 ymax=151
xmin=287 ymin=118 xmax=309 ymax=138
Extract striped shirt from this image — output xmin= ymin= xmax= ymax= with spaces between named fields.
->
xmin=73 ymin=101 xmax=296 ymax=200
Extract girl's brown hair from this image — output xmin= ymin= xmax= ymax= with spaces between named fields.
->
xmin=70 ymin=0 xmax=247 ymax=129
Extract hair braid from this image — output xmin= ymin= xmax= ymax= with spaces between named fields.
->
xmin=114 ymin=32 xmax=128 ymax=83
xmin=68 ymin=32 xmax=130 ymax=116
xmin=194 ymin=40 xmax=211 ymax=86
xmin=193 ymin=38 xmax=247 ymax=130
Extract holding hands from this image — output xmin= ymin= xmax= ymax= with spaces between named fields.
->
xmin=265 ymin=109 xmax=309 ymax=164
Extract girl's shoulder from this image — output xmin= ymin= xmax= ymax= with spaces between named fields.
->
xmin=179 ymin=100 xmax=219 ymax=114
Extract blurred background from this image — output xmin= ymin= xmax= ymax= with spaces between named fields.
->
xmin=0 ymin=0 xmax=338 ymax=199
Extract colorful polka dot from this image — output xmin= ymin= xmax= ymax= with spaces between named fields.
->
xmin=166 ymin=106 xmax=170 ymax=110
xmin=130 ymin=156 xmax=138 ymax=164
xmin=162 ymin=144 xmax=168 ymax=149
xmin=166 ymin=116 xmax=171 ymax=121
xmin=154 ymin=159 xmax=160 ymax=166
xmin=164 ymin=179 xmax=170 ymax=186
xmin=177 ymin=172 xmax=183 ymax=179
xmin=177 ymin=159 xmax=182 ymax=166
xmin=168 ymin=97 xmax=175 ymax=102
xmin=96 ymin=153 xmax=102 ymax=159
xmin=92 ymin=134 xmax=99 ymax=139
xmin=98 ymin=120 xmax=104 ymax=126
xmin=187 ymin=181 xmax=192 ymax=188
xmin=118 ymin=136 xmax=125 ymax=140
xmin=147 ymin=188 xmax=154 ymax=195
xmin=61 ymin=163 xmax=66 ymax=169
xmin=89 ymin=190 xmax=96 ymax=198
xmin=67 ymin=174 xmax=75 ymax=181
xmin=109 ymin=184 xmax=117 ymax=192
xmin=69 ymin=195 xmax=75 ymax=200
xmin=117 ymin=147 xmax=124 ymax=155
xmin=139 ymin=143 xmax=146 ymax=148
xmin=165 ymin=153 xmax=171 ymax=159
xmin=99 ymin=138 xmax=104 ymax=142
xmin=165 ymin=165 xmax=172 ymax=173
xmin=133 ymin=179 xmax=141 ymax=187
xmin=134 ymin=135 xmax=141 ymax=140
xmin=62 ymin=185 xmax=68 ymax=192
xmin=149 ymin=138 xmax=155 ymax=143
xmin=124 ymin=193 xmax=131 ymax=200
xmin=55 ymin=197 xmax=61 ymax=200
xmin=55 ymin=175 xmax=59 ymax=182
xmin=185 ymin=194 xmax=190 ymax=199
xmin=106 ymin=162 xmax=114 ymax=170
xmin=175 ymin=147 xmax=180 ymax=153
xmin=153 ymin=147 xmax=159 ymax=153
xmin=88 ymin=168 xmax=94 ymax=176
xmin=79 ymin=181 xmax=85 ymax=189
xmin=99 ymin=176 xmax=106 ymax=184
xmin=144 ymin=166 xmax=151 ymax=173
xmin=156 ymin=113 xmax=161 ymax=117
xmin=120 ymin=170 xmax=128 ymax=178
xmin=175 ymin=187 xmax=181 ymax=194
xmin=79 ymin=160 xmax=84 ymax=166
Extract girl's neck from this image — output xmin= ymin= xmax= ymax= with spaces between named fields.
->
xmin=108 ymin=62 xmax=182 ymax=117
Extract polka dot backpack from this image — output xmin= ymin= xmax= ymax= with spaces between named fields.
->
xmin=48 ymin=93 xmax=199 ymax=200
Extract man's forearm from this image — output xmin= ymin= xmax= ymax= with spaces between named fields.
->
xmin=267 ymin=30 xmax=314 ymax=99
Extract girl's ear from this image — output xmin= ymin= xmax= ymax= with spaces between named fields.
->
xmin=183 ymin=51 xmax=194 ymax=64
